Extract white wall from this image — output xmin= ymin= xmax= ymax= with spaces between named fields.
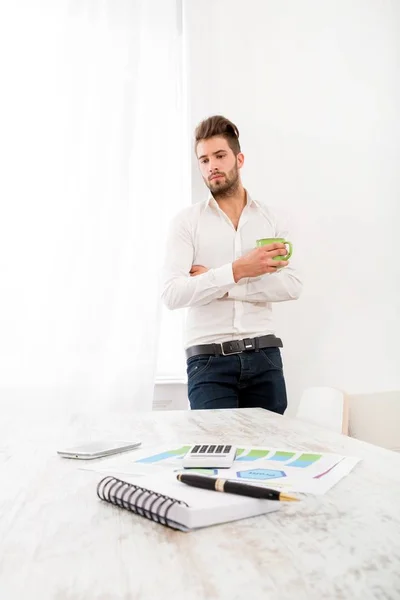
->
xmin=184 ymin=0 xmax=400 ymax=415
xmin=153 ymin=379 xmax=188 ymax=411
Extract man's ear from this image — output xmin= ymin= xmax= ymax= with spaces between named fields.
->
xmin=237 ymin=152 xmax=245 ymax=169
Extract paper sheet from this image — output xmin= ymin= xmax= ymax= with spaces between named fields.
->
xmin=81 ymin=444 xmax=361 ymax=495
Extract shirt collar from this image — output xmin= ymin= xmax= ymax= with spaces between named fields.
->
xmin=206 ymin=189 xmax=258 ymax=208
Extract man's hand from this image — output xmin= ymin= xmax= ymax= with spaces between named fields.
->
xmin=190 ymin=264 xmax=209 ymax=277
xmin=232 ymin=243 xmax=289 ymax=282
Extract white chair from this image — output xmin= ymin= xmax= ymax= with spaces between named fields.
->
xmin=296 ymin=386 xmax=349 ymax=434
xmin=348 ymin=390 xmax=400 ymax=452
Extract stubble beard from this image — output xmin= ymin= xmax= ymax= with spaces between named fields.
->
xmin=206 ymin=165 xmax=240 ymax=200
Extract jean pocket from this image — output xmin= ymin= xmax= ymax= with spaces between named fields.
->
xmin=186 ymin=355 xmax=213 ymax=381
xmin=260 ymin=348 xmax=283 ymax=370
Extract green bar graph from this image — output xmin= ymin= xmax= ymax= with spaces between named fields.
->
xmin=288 ymin=453 xmax=321 ymax=468
xmin=269 ymin=451 xmax=296 ymax=462
xmin=236 ymin=449 xmax=270 ymax=461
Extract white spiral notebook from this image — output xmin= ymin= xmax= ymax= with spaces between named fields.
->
xmin=97 ymin=473 xmax=280 ymax=532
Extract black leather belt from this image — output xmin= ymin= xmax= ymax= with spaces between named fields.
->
xmin=186 ymin=335 xmax=283 ymax=359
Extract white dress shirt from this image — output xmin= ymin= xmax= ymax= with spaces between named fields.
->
xmin=162 ymin=193 xmax=302 ymax=348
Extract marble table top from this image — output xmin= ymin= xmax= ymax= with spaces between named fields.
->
xmin=1 ymin=403 xmax=399 ymax=600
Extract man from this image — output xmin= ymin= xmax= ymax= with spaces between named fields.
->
xmin=161 ymin=115 xmax=302 ymax=413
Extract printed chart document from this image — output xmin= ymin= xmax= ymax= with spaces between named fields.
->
xmin=82 ymin=444 xmax=361 ymax=495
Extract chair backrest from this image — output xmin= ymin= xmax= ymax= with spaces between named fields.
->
xmin=348 ymin=390 xmax=400 ymax=451
xmin=296 ymin=386 xmax=349 ymax=434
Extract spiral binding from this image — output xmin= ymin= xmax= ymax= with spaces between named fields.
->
xmin=97 ymin=475 xmax=189 ymax=529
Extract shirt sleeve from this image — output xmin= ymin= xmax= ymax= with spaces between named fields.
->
xmin=227 ymin=209 xmax=303 ymax=303
xmin=161 ymin=211 xmax=236 ymax=310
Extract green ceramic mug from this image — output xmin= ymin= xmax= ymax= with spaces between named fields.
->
xmin=256 ymin=237 xmax=293 ymax=260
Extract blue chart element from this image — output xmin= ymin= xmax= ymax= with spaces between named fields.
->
xmin=136 ymin=445 xmax=190 ymax=464
xmin=188 ymin=468 xmax=219 ymax=476
xmin=236 ymin=469 xmax=286 ymax=481
xmin=286 ymin=453 xmax=321 ymax=468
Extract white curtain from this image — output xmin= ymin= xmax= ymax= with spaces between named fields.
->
xmin=0 ymin=1 xmax=186 ymax=412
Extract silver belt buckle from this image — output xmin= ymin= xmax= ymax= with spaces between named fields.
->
xmin=220 ymin=340 xmax=243 ymax=356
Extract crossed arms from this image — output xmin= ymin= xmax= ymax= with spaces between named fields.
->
xmin=161 ymin=216 xmax=302 ymax=310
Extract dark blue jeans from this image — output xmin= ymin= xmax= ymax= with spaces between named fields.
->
xmin=187 ymin=347 xmax=287 ymax=413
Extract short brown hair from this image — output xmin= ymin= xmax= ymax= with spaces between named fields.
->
xmin=195 ymin=115 xmax=241 ymax=156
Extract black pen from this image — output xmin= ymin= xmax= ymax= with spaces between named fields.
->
xmin=177 ymin=473 xmax=299 ymax=502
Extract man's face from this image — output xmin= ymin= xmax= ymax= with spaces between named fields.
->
xmin=196 ymin=136 xmax=244 ymax=196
